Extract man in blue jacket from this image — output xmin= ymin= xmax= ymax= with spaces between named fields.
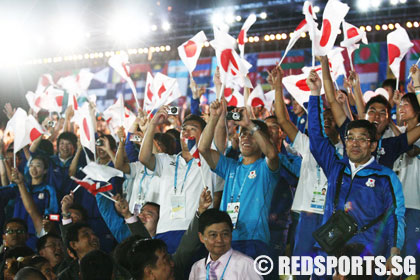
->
xmin=306 ymin=70 xmax=405 ymax=269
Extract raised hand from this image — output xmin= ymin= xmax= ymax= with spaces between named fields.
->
xmin=61 ymin=192 xmax=74 ymax=215
xmin=198 ymin=187 xmax=212 ymax=215
xmin=113 ymin=193 xmax=132 ymax=219
xmin=306 ymin=70 xmax=322 ymax=93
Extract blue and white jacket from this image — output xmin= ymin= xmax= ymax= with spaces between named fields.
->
xmin=308 ymin=96 xmax=405 ymax=254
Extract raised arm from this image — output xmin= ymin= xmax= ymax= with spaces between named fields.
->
xmin=68 ymin=138 xmax=82 ymax=177
xmin=139 ymin=106 xmax=169 ymax=171
xmin=410 ymin=65 xmax=420 ymax=106
xmin=115 ymin=127 xmax=130 ymax=174
xmin=236 ymin=107 xmax=279 ymax=171
xmin=319 ymin=56 xmax=347 ymax=127
xmin=272 ymin=66 xmax=299 ymax=142
xmin=213 ymin=98 xmax=228 ymax=153
xmin=348 ymin=71 xmax=366 ymax=120
xmin=11 ymin=168 xmax=43 ymax=236
xmin=198 ymin=101 xmax=223 ymax=170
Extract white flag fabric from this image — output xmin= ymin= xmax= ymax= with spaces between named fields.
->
xmin=238 ymin=14 xmax=257 ymax=58
xmin=143 ymin=72 xmax=181 ymax=113
xmin=327 ymin=47 xmax=346 ymax=80
xmin=36 ymin=74 xmax=54 ymax=94
xmin=103 ymin=95 xmax=136 ymax=132
xmin=303 ymin=1 xmax=318 ymax=43
xmin=72 ymin=103 xmax=96 ymax=157
xmin=283 ymin=73 xmax=314 ymax=110
xmin=312 ymin=0 xmax=349 ymax=56
xmin=5 ymin=108 xmax=32 ymax=153
xmin=26 ymin=115 xmax=45 ymax=142
xmin=279 ymin=19 xmax=308 ymax=66
xmin=81 ymin=162 xmax=123 ymax=182
xmin=108 ymin=51 xmax=139 ymax=109
xmin=387 ymin=26 xmax=414 ymax=79
xmin=247 ymin=85 xmax=275 ymax=110
xmin=340 ymin=21 xmax=368 ymax=57
xmin=178 ymin=31 xmax=207 ymax=74
xmin=226 ymin=90 xmax=245 ymax=107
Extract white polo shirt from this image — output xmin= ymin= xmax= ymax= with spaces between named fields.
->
xmin=154 ymin=153 xmax=224 ymax=234
xmin=291 ymin=131 xmax=343 ymax=214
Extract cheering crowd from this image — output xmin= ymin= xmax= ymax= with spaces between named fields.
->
xmin=0 ymin=56 xmax=420 ymax=280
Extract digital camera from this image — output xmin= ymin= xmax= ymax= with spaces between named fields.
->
xmin=226 ymin=111 xmax=241 ymax=121
xmin=167 ymin=106 xmax=179 ymax=115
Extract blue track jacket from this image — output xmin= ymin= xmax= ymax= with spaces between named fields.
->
xmin=308 ymin=96 xmax=405 ymax=254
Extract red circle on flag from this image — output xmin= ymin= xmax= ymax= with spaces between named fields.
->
xmin=147 ymin=84 xmax=153 ymax=101
xmin=320 ymin=19 xmax=331 ymax=47
xmin=224 ymin=88 xmax=233 ymax=98
xmin=184 ymin=40 xmax=197 ymax=58
xmin=41 ymin=75 xmax=50 ymax=87
xmin=83 ymin=118 xmax=91 ymax=141
xmin=29 ymin=128 xmax=42 ymax=142
xmin=296 ymin=79 xmax=310 ymax=91
xmin=55 ymin=96 xmax=63 ymax=107
xmin=388 ymin=43 xmax=401 ymax=65
xmin=35 ymin=96 xmax=41 ymax=107
xmin=238 ymin=30 xmax=245 ymax=45
xmin=347 ymin=27 xmax=359 ymax=39
xmin=251 ymin=97 xmax=265 ymax=107
xmin=308 ymin=5 xmax=313 ymax=15
xmin=228 ymin=96 xmax=238 ymax=107
xmin=158 ymin=84 xmax=166 ymax=98
xmin=221 ymin=49 xmax=239 ymax=73
xmin=360 ymin=46 xmax=371 ymax=61
xmin=73 ymin=96 xmax=78 ymax=110
xmin=296 ymin=19 xmax=307 ymax=31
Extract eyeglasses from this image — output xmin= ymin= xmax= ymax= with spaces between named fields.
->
xmin=4 ymin=229 xmax=26 ymax=235
xmin=205 ymin=232 xmax=232 ymax=241
xmin=367 ymin=109 xmax=387 ymax=118
xmin=344 ymin=136 xmax=371 ymax=144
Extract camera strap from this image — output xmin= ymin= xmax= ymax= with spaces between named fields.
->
xmin=333 ymin=165 xmax=388 ymax=234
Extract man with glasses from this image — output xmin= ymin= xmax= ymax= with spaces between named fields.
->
xmin=1 ymin=218 xmax=28 ymax=254
xmin=37 ymin=233 xmax=66 ymax=274
xmin=306 ymin=70 xmax=405 ymax=275
xmin=189 ymin=208 xmax=262 ymax=279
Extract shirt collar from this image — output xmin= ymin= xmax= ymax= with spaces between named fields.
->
xmin=205 ymin=248 xmax=233 ymax=267
xmin=349 ymin=156 xmax=375 ymax=178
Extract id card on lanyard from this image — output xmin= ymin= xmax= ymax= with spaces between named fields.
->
xmin=133 ymin=167 xmax=150 ymax=215
xmin=170 ymin=155 xmax=193 ymax=219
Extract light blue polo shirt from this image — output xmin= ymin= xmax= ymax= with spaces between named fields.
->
xmin=214 ymin=154 xmax=281 ymax=244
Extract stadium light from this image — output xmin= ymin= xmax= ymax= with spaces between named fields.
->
xmin=52 ymin=18 xmax=86 ymax=49
xmin=259 ymin=12 xmax=267 ymax=19
xmin=162 ymin=21 xmax=171 ymax=31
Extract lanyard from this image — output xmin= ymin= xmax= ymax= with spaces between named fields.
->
xmin=138 ymin=166 xmax=151 ymax=198
xmin=230 ymin=164 xmax=253 ymax=203
xmin=375 ymin=138 xmax=383 ymax=161
xmin=205 ymin=254 xmax=232 ymax=280
xmin=316 ymin=164 xmax=321 ymax=187
xmin=174 ymin=154 xmax=193 ymax=195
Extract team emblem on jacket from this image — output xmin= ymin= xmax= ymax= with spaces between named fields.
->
xmin=300 ymin=118 xmax=306 ymax=124
xmin=365 ymin=178 xmax=375 ymax=188
xmin=38 ymin=193 xmax=44 ymax=200
xmin=248 ymin=170 xmax=256 ymax=179
xmin=377 ymin=147 xmax=385 ymax=156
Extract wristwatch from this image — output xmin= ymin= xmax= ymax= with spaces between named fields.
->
xmin=249 ymin=125 xmax=260 ymax=135
xmin=62 ymin=212 xmax=71 ymax=219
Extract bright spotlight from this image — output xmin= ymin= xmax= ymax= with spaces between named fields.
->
xmin=390 ymin=0 xmax=398 ymax=5
xmin=400 ymin=0 xmax=406 ymax=3
xmin=162 ymin=21 xmax=171 ymax=31
xmin=253 ymin=36 xmax=259 ymax=42
xmin=360 ymin=26 xmax=366 ymax=31
xmin=259 ymin=12 xmax=267 ymax=19
xmin=281 ymin=33 xmax=287 ymax=39
xmin=357 ymin=0 xmax=369 ymax=11
xmin=414 ymin=22 xmax=419 ymax=28
xmin=276 ymin=34 xmax=281 ymax=40
xmin=165 ymin=45 xmax=171 ymax=51
xmin=388 ymin=23 xmax=395 ymax=29
xmin=225 ymin=14 xmax=235 ymax=24
xmin=211 ymin=13 xmax=224 ymax=25
xmin=52 ymin=19 xmax=85 ymax=49
xmin=375 ymin=24 xmax=381 ymax=30
xmin=382 ymin=24 xmax=388 ymax=30
xmin=264 ymin=34 xmax=270 ymax=41
xmin=249 ymin=37 xmax=254 ymax=43
xmin=371 ymin=0 xmax=381 ymax=7
xmin=406 ymin=21 xmax=413 ymax=28
xmin=269 ymin=34 xmax=275 ymax=40
xmin=108 ymin=13 xmax=149 ymax=42
xmin=151 ymin=25 xmax=158 ymax=31
xmin=301 ymin=32 xmax=307 ymax=38
xmin=313 ymin=6 xmax=320 ymax=13
xmin=366 ymin=25 xmax=372 ymax=31
xmin=235 ymin=15 xmax=242 ymax=22
xmin=203 ymin=41 xmax=210 ymax=47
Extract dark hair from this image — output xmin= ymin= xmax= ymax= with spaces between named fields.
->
xmin=264 ymin=115 xmax=277 ymax=122
xmin=381 ymin=79 xmax=396 ymax=91
xmin=240 ymin=119 xmax=270 ymax=139
xmin=57 ymin=132 xmax=77 ymax=152
xmin=14 ymin=266 xmax=47 ymax=280
xmin=80 ymin=250 xmax=114 ymax=280
xmin=4 ymin=246 xmax=34 ymax=260
xmin=97 ymin=134 xmax=117 ymax=151
xmin=364 ymin=95 xmax=392 ymax=119
xmin=26 ymin=255 xmax=50 ymax=270
xmin=154 ymin=133 xmax=176 ymax=155
xmin=143 ymin=202 xmax=160 ymax=214
xmin=3 ymin=218 xmax=28 ymax=234
xmin=345 ymin=120 xmax=377 ymax=142
xmin=337 ymin=243 xmax=373 ymax=280
xmin=36 ymin=233 xmax=61 ymax=252
xmin=183 ymin=114 xmax=207 ymax=131
xmin=113 ymin=235 xmax=143 ymax=272
xmin=69 ymin=203 xmax=88 ymax=222
xmin=64 ymin=222 xmax=91 ymax=259
xmin=165 ymin=129 xmax=181 ymax=154
xmin=128 ymin=239 xmax=167 ymax=280
xmin=401 ymin=93 xmax=420 ymax=122
xmin=34 ymin=139 xmax=54 ymax=158
xmin=30 ymin=155 xmax=49 ymax=171
xmin=198 ymin=209 xmax=233 ymax=234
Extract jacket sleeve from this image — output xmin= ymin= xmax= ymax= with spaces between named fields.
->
xmin=383 ymin=171 xmax=406 ymax=250
xmin=278 ymin=153 xmax=301 ymax=185
xmin=190 ymin=97 xmax=201 ymax=116
xmin=307 ymin=95 xmax=339 ymax=177
xmin=172 ymin=215 xmax=201 ymax=276
xmin=126 ymin=218 xmax=151 ymax=239
xmin=125 ymin=132 xmax=140 ymax=163
xmin=96 ymin=194 xmax=131 ymax=242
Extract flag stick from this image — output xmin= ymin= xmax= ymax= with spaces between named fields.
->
xmin=13 ymin=152 xmax=16 ymax=168
xmin=349 ymin=54 xmax=354 ymax=71
xmin=334 ymin=80 xmax=339 ymax=90
xmin=73 ymin=185 xmax=81 ymax=193
xmin=99 ymin=192 xmax=117 ymax=203
xmin=396 ymin=76 xmax=399 ymax=92
xmin=407 ymin=57 xmax=420 ymax=79
xmin=198 ymin=164 xmax=207 ymax=189
xmin=312 ymin=56 xmax=315 ymax=68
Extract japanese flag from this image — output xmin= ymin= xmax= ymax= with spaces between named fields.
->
xmin=81 ymin=162 xmax=123 ymax=182
xmin=103 ymin=95 xmax=136 ymax=132
xmin=26 ymin=115 xmax=45 ymax=142
xmin=36 ymin=74 xmax=54 ymax=94
xmin=279 ymin=19 xmax=309 ymax=66
xmin=387 ymin=26 xmax=413 ymax=79
xmin=238 ymin=14 xmax=257 ymax=58
xmin=108 ymin=51 xmax=139 ymax=109
xmin=247 ymin=85 xmax=275 ymax=110
xmin=143 ymin=72 xmax=155 ymax=112
xmin=5 ymin=108 xmax=31 ymax=153
xmin=327 ymin=47 xmax=346 ymax=80
xmin=178 ymin=31 xmax=207 ymax=74
xmin=72 ymin=103 xmax=96 ymax=157
xmin=303 ymin=1 xmax=318 ymax=42
xmin=226 ymin=90 xmax=245 ymax=107
xmin=71 ymin=177 xmax=113 ymax=196
xmin=312 ymin=0 xmax=349 ymax=56
xmin=144 ymin=73 xmax=181 ymax=114
xmin=340 ymin=21 xmax=368 ymax=56
xmin=283 ymin=73 xmax=313 ymax=111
